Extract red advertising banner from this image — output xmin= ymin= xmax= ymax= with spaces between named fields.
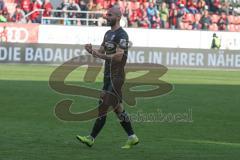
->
xmin=0 ymin=23 xmax=39 ymax=43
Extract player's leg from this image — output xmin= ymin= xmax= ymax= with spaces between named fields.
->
xmin=90 ymin=93 xmax=111 ymax=139
xmin=77 ymin=77 xmax=113 ymax=147
xmin=114 ymin=104 xmax=134 ymax=136
xmin=76 ymin=104 xmax=107 ymax=147
xmin=111 ymin=77 xmax=135 ymax=136
xmin=77 ymin=92 xmax=118 ymax=147
xmin=111 ymin=78 xmax=139 ymax=148
xmin=89 ymin=77 xmax=117 ymax=139
xmin=114 ymin=104 xmax=139 ymax=149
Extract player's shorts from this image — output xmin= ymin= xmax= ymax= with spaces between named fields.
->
xmin=102 ymin=76 xmax=124 ymax=103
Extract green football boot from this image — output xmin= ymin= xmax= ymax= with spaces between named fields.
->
xmin=121 ymin=135 xmax=139 ymax=149
xmin=76 ymin=135 xmax=94 ymax=147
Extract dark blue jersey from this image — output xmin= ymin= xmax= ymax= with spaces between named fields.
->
xmin=101 ymin=27 xmax=128 ymax=78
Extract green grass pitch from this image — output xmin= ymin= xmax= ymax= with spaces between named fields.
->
xmin=0 ymin=64 xmax=240 ymax=160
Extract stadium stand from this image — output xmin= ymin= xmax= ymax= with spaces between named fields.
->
xmin=0 ymin=0 xmax=240 ymax=32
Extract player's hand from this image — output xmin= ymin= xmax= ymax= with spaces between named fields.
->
xmin=92 ymin=49 xmax=99 ymax=58
xmin=84 ymin=44 xmax=93 ymax=54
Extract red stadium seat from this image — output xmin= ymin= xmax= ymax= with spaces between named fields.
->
xmin=233 ymin=16 xmax=239 ymax=25
xmin=211 ymin=14 xmax=219 ymax=24
xmin=209 ymin=24 xmax=218 ymax=31
xmin=227 ymin=24 xmax=236 ymax=32
xmin=194 ymin=13 xmax=202 ymax=22
xmin=236 ymin=16 xmax=240 ymax=25
xmin=221 ymin=13 xmax=227 ymax=19
xmin=227 ymin=15 xmax=234 ymax=24
xmin=234 ymin=25 xmax=240 ymax=32
xmin=238 ymin=25 xmax=240 ymax=32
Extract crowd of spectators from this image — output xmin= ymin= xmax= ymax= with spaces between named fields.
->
xmin=0 ymin=0 xmax=53 ymax=23
xmin=0 ymin=0 xmax=240 ymax=31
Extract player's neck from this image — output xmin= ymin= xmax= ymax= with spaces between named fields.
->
xmin=111 ymin=24 xmax=121 ymax=32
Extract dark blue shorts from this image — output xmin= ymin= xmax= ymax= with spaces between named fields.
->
xmin=102 ymin=76 xmax=124 ymax=103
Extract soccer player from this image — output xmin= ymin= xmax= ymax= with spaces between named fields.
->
xmin=76 ymin=7 xmax=139 ymax=149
